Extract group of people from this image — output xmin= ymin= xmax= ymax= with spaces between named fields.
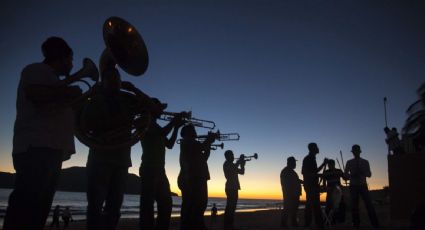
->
xmin=280 ymin=142 xmax=380 ymax=229
xmin=3 ymin=36 xmax=249 ymax=230
xmin=3 ymin=36 xmax=382 ymax=230
xmin=50 ymin=205 xmax=73 ymax=229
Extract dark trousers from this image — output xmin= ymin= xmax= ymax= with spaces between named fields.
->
xmin=50 ymin=216 xmax=60 ymax=228
xmin=139 ymin=166 xmax=172 ymax=230
xmin=86 ymin=159 xmax=128 ymax=230
xmin=179 ymin=178 xmax=208 ymax=230
xmin=304 ymin=186 xmax=324 ymax=229
xmin=349 ymin=185 xmax=380 ymax=228
xmin=224 ymin=189 xmax=238 ymax=228
xmin=281 ymin=195 xmax=300 ymax=227
xmin=3 ymin=148 xmax=63 ymax=230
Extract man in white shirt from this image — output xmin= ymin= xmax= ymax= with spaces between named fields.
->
xmin=344 ymin=144 xmax=380 ymax=229
xmin=4 ymin=37 xmax=82 ymax=230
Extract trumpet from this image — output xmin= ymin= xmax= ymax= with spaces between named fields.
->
xmin=210 ymin=143 xmax=224 ymax=150
xmin=235 ymin=153 xmax=259 ymax=162
xmin=197 ymin=130 xmax=240 ymax=141
xmin=160 ymin=111 xmax=216 ymax=129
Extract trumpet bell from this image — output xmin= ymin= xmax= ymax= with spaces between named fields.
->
xmin=103 ymin=16 xmax=149 ymax=76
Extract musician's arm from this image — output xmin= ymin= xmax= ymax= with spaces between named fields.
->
xmin=25 ymin=84 xmax=82 ymax=105
xmin=165 ymin=126 xmax=179 ymax=149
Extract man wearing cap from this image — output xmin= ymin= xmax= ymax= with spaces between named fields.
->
xmin=280 ymin=156 xmax=302 ymax=228
xmin=4 ymin=37 xmax=82 ymax=230
xmin=344 ymin=144 xmax=380 ymax=229
xmin=223 ymin=150 xmax=246 ymax=229
xmin=139 ymin=98 xmax=184 ymax=230
xmin=302 ymin=143 xmax=327 ymax=229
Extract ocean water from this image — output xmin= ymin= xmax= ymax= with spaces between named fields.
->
xmin=0 ymin=188 xmax=281 ymax=223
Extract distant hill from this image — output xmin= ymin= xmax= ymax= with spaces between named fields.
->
xmin=0 ymin=167 xmax=178 ymax=196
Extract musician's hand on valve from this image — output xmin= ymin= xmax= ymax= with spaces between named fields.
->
xmin=173 ymin=112 xmax=185 ymax=127
xmin=206 ymin=132 xmax=216 ymax=144
xmin=240 ymin=158 xmax=246 ymax=167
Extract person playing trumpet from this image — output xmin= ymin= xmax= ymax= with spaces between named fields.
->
xmin=4 ymin=37 xmax=83 ymax=230
xmin=178 ymin=124 xmax=216 ymax=230
xmin=139 ymin=99 xmax=185 ymax=230
xmin=223 ymin=150 xmax=246 ymax=230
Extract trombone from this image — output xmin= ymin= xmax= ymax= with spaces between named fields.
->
xmin=235 ymin=153 xmax=259 ymax=162
xmin=197 ymin=130 xmax=240 ymax=142
xmin=160 ymin=111 xmax=216 ymax=129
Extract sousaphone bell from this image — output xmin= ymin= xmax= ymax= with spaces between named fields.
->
xmin=75 ymin=16 xmax=151 ymax=150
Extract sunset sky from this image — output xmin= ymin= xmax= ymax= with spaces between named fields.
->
xmin=0 ymin=0 xmax=424 ymax=200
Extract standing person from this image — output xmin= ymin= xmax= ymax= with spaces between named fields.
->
xmin=302 ymin=142 xmax=327 ymax=229
xmin=83 ymin=69 xmax=148 ymax=230
xmin=344 ymin=145 xmax=380 ymax=229
xmin=211 ymin=203 xmax=218 ymax=224
xmin=322 ymin=159 xmax=345 ymax=223
xmin=178 ymin=124 xmax=216 ymax=230
xmin=50 ymin=205 xmax=61 ymax=229
xmin=4 ymin=37 xmax=82 ymax=230
xmin=139 ymin=99 xmax=184 ymax=230
xmin=62 ymin=206 xmax=73 ymax=229
xmin=223 ymin=150 xmax=245 ymax=230
xmin=280 ymin=156 xmax=302 ymax=228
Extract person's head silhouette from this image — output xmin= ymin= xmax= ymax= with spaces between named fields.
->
xmin=308 ymin=142 xmax=319 ymax=155
xmin=150 ymin=98 xmax=167 ymax=119
xmin=225 ymin=150 xmax=234 ymax=162
xmin=181 ymin=124 xmax=196 ymax=140
xmin=327 ymin=159 xmax=335 ymax=169
xmin=351 ymin=144 xmax=362 ymax=158
xmin=287 ymin=156 xmax=297 ymax=169
xmin=41 ymin=37 xmax=73 ymax=76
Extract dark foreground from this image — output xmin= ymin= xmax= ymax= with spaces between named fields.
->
xmin=44 ymin=204 xmax=410 ymax=230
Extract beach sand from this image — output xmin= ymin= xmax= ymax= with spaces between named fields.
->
xmin=48 ymin=204 xmax=410 ymax=230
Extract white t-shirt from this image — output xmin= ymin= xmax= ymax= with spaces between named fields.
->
xmin=12 ymin=63 xmax=75 ymax=159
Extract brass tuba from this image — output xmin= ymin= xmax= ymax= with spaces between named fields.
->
xmin=75 ymin=16 xmax=151 ymax=150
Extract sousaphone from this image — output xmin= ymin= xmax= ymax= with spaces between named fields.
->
xmin=75 ymin=16 xmax=151 ymax=150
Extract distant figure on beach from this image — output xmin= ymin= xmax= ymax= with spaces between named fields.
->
xmin=223 ymin=150 xmax=246 ymax=229
xmin=82 ymin=69 xmax=143 ymax=230
xmin=322 ymin=159 xmax=345 ymax=224
xmin=344 ymin=144 xmax=380 ymax=229
xmin=302 ymin=142 xmax=327 ymax=229
xmin=4 ymin=37 xmax=82 ymax=230
xmin=178 ymin=124 xmax=216 ymax=230
xmin=211 ymin=203 xmax=218 ymax=224
xmin=50 ymin=205 xmax=61 ymax=228
xmin=280 ymin=156 xmax=302 ymax=228
xmin=384 ymin=127 xmax=404 ymax=155
xmin=61 ymin=206 xmax=73 ymax=229
xmin=139 ymin=98 xmax=184 ymax=230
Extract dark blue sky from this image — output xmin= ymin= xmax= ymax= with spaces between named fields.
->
xmin=0 ymin=0 xmax=424 ymax=198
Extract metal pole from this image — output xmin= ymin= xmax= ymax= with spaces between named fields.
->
xmin=384 ymin=97 xmax=391 ymax=155
xmin=384 ymin=97 xmax=388 ymax=128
